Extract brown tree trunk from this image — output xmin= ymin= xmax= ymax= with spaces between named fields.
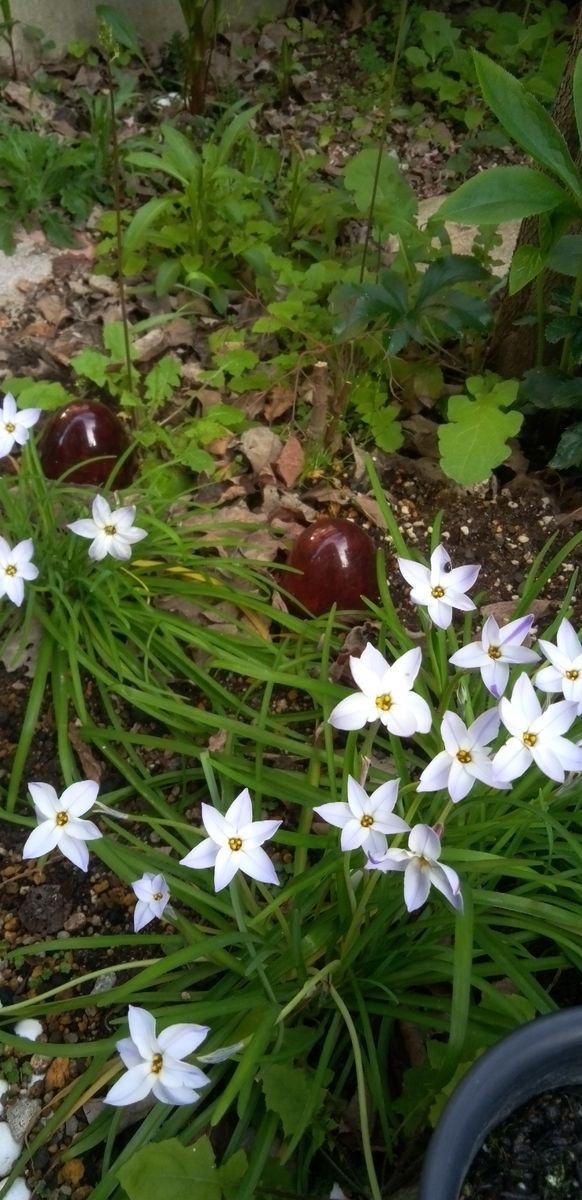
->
xmin=487 ymin=3 xmax=582 ymax=376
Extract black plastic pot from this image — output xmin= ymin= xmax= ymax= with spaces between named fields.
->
xmin=420 ymin=1007 xmax=582 ymax=1200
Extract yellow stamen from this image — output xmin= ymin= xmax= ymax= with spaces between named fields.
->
xmin=228 ymin=836 xmax=243 ymax=852
xmin=375 ymin=693 xmax=392 ymax=711
xmin=431 ymin=585 xmax=445 ymax=599
xmin=4 ymin=564 xmax=16 ymax=577
xmin=151 ymin=1053 xmax=163 ymax=1074
xmin=152 ymin=892 xmax=163 ymax=901
xmin=456 ymin=749 xmax=472 ymax=764
xmin=360 ymin=815 xmax=374 ymax=828
xmin=566 ymin=669 xmax=579 ymax=681
xmin=4 ymin=422 xmax=15 ymax=433
xmin=487 ymin=646 xmax=501 ymax=660
xmin=56 ymin=811 xmax=68 ymax=827
xmin=104 ymin=524 xmax=117 ymax=536
xmin=523 ymin=732 xmax=537 ymax=748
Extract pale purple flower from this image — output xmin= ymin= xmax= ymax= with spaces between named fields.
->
xmin=417 ymin=709 xmax=500 ymax=803
xmin=397 ymin=543 xmax=480 ymax=629
xmin=328 ymin=643 xmax=431 ymax=736
xmin=105 ymin=1005 xmax=210 ymax=1107
xmin=368 ymin=824 xmax=463 ymax=913
xmin=449 ymin=614 xmax=539 ymax=697
xmin=493 ymin=673 xmax=582 ymax=784
xmin=132 ymin=872 xmax=170 ymax=932
xmin=0 ymin=392 xmax=41 ymax=458
xmin=0 ymin=537 xmax=38 ymax=606
xmin=22 ymin=781 xmax=102 ymax=872
xmin=67 ymin=495 xmax=147 ymax=561
xmin=314 ymin=776 xmax=409 ymax=857
xmin=536 ymin=618 xmax=582 ymax=713
xmin=180 ymin=788 xmax=281 ymax=892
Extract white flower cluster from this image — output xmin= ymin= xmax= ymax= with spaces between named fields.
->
xmin=314 ymin=545 xmax=582 ymax=914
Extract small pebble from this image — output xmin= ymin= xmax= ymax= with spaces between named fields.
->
xmin=0 ymin=1122 xmax=21 ymax=1174
xmin=13 ymin=1020 xmax=42 ymax=1043
xmin=90 ymin=973 xmax=117 ymax=995
xmin=6 ymin=1098 xmax=40 ymax=1143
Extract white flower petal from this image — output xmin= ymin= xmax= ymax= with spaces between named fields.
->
xmin=22 ymin=821 xmax=61 ymax=859
xmin=237 ymin=845 xmax=279 ymax=886
xmin=57 ymin=832 xmax=90 ymax=871
xmin=157 ymin=1024 xmax=209 ymax=1058
xmin=128 ymin=1007 xmax=157 ymax=1058
xmin=61 ymin=779 xmax=99 ymax=815
xmin=67 ymin=519 xmax=99 ymax=539
xmin=105 ymin=1062 xmax=153 ymax=1107
xmin=493 ymin=739 xmax=531 ymax=784
xmin=180 ymin=838 xmax=218 ymax=870
xmin=403 ymin=860 xmax=431 ymax=912
xmin=417 ymin=752 xmax=451 ymax=794
xmin=224 ymin=788 xmax=253 ymax=829
xmin=28 ymin=782 xmax=58 ymax=817
xmin=328 ymin=692 xmax=375 ymax=730
xmin=313 ymin=801 xmax=351 ymax=830
xmin=214 ymin=845 xmax=242 ymax=891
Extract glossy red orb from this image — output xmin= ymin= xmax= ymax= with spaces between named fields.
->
xmin=284 ymin=518 xmax=379 ymax=615
xmin=39 ymin=401 xmax=135 ymax=486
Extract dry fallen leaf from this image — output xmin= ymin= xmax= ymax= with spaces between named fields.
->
xmin=240 ymin=427 xmax=282 ymax=472
xmin=275 ymin=435 xmax=304 ymax=489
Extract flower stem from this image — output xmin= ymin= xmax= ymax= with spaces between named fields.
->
xmin=229 ymin=876 xmax=277 ymax=1004
xmin=330 ymin=984 xmax=383 ymax=1200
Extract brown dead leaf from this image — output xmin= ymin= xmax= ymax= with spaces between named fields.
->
xmin=68 ymin=725 xmax=103 ymax=782
xmin=37 ymin=295 xmax=70 ymax=327
xmin=132 ymin=318 xmax=195 ymax=364
xmin=240 ymin=427 xmax=282 ymax=472
xmin=480 ymin=599 xmax=551 ymax=624
xmin=352 ymin=492 xmax=387 ymax=530
xmin=5 ymin=81 xmax=56 ymax=120
xmin=275 ymin=436 xmax=304 ymax=489
xmin=264 ymin=386 xmax=295 ymax=422
xmin=208 ymin=729 xmax=228 ymax=752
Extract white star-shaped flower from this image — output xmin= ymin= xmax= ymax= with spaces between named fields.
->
xmin=535 ymin=618 xmax=582 ymax=712
xmin=328 ymin=643 xmax=431 ymax=736
xmin=180 ymin=788 xmax=281 ymax=892
xmin=314 ymin=775 xmax=410 ymax=857
xmin=0 ymin=538 xmax=38 ymax=607
xmin=67 ymin=494 xmax=147 ymax=561
xmin=417 ymin=709 xmax=500 ymax=803
xmin=105 ymin=1005 xmax=210 ymax=1107
xmin=22 ymin=780 xmax=102 ymax=872
xmin=367 ymin=824 xmax=463 ymax=913
xmin=0 ymin=392 xmax=41 ymax=458
xmin=493 ymin=673 xmax=582 ymax=784
xmin=131 ymin=872 xmax=170 ymax=932
xmin=397 ymin=544 xmax=480 ymax=630
xmin=449 ymin=613 xmax=539 ymax=697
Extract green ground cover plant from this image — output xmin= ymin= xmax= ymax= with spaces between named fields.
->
xmin=2 ymin=412 xmax=582 ymax=1197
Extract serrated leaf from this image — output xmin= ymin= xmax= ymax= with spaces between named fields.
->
xmin=370 ymin=406 xmax=404 ymax=452
xmin=145 ymin=354 xmax=181 ymax=408
xmin=71 ymin=348 xmax=109 ymax=387
xmin=2 ymin=379 xmax=72 ymax=410
xmin=439 ymin=394 xmax=523 ymax=485
xmin=117 ymin=1136 xmax=221 ymax=1200
xmin=343 ymin=148 xmax=417 ymax=237
xmin=261 ymin=1064 xmax=317 ymax=1140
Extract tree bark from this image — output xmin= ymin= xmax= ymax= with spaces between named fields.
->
xmin=487 ymin=3 xmax=582 ymax=376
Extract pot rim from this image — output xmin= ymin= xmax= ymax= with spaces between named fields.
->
xmin=419 ymin=1006 xmax=582 ymax=1200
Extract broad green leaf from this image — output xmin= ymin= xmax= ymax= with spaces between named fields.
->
xmin=2 ymin=379 xmax=71 ymax=410
xmin=117 ymin=1136 xmax=221 ymax=1200
xmin=217 ymin=1149 xmax=248 ymax=1200
xmin=261 ymin=1064 xmax=318 ymax=1139
xmin=519 ymin=367 xmax=582 ymax=411
xmin=508 ymin=244 xmax=547 ymax=295
xmin=550 ymin=421 xmax=582 ymax=469
xmin=437 ymin=166 xmax=569 ymax=225
xmin=439 ymin=392 xmax=523 ymax=485
xmin=343 ymin=148 xmax=417 ymax=237
xmin=162 ymin=124 xmax=201 ymax=181
xmin=416 ymin=254 xmax=488 ymax=305
xmin=103 ymin=320 xmax=130 ymax=362
xmin=548 ymin=234 xmax=582 ymax=277
xmin=473 ymin=51 xmax=582 ymax=202
xmin=124 ymin=197 xmax=173 ymax=255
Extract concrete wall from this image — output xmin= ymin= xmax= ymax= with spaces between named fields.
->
xmin=9 ymin=0 xmax=286 ymax=59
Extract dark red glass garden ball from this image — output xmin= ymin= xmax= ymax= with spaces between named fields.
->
xmin=39 ymin=401 xmax=136 ymax=486
xmin=284 ymin=518 xmax=379 ymax=615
